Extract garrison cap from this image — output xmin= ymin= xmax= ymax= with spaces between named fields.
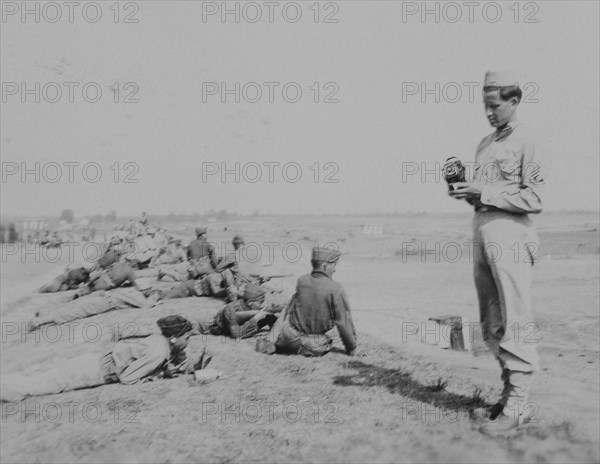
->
xmin=232 ymin=234 xmax=245 ymax=245
xmin=311 ymin=247 xmax=341 ymax=263
xmin=195 ymin=227 xmax=207 ymax=236
xmin=156 ymin=315 xmax=193 ymax=338
xmin=483 ymin=71 xmax=519 ymax=89
xmin=244 ymin=284 xmax=265 ymax=301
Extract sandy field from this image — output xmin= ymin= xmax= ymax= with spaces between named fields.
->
xmin=1 ymin=211 xmax=598 ymax=463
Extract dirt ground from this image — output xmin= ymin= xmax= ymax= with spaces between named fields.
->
xmin=1 ymin=212 xmax=598 ymax=463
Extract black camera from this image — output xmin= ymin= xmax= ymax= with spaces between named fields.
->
xmin=442 ymin=157 xmax=466 ymax=190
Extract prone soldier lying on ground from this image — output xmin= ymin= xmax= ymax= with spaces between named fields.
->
xmin=195 ymin=285 xmax=282 ymax=340
xmin=95 ymin=237 xmax=129 ymax=270
xmin=38 ymin=266 xmax=91 ymax=293
xmin=76 ymin=262 xmax=138 ymax=297
xmin=1 ymin=316 xmax=213 ymax=403
xmin=124 ymin=228 xmax=159 ymax=269
xmin=118 ymin=286 xmax=283 ymax=342
xmin=152 ymin=239 xmax=187 ymax=267
xmin=26 ymin=281 xmax=160 ymax=331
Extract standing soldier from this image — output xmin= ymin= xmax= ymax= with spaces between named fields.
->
xmin=448 ymin=71 xmax=544 ymax=434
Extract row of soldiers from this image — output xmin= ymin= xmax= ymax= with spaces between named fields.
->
xmin=2 ymin=224 xmax=364 ymax=403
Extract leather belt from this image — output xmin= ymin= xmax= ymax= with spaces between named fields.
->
xmin=475 ymin=205 xmax=528 ymax=215
xmin=474 ymin=205 xmax=502 ymax=213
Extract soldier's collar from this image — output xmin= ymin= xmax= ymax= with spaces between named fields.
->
xmin=311 ymin=270 xmax=330 ymax=278
xmin=497 ymin=120 xmax=520 ymax=132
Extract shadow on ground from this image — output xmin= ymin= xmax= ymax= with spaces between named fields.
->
xmin=334 ymin=360 xmax=492 ymax=412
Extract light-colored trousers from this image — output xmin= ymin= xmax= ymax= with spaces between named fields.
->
xmin=275 ymin=323 xmax=333 ymax=357
xmin=36 ymin=289 xmax=148 ymax=326
xmin=473 ymin=211 xmax=540 ymax=372
xmin=1 ymin=353 xmax=113 ymax=402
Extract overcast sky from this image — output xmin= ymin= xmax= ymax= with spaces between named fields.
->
xmin=1 ymin=1 xmax=598 ymax=217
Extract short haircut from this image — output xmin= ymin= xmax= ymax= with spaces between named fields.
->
xmin=484 ymin=85 xmax=522 ymax=103
xmin=311 ymin=260 xmax=324 ymax=270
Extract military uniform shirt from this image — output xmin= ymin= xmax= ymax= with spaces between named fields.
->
xmin=474 ymin=121 xmax=544 ymax=214
xmin=109 ymin=334 xmax=170 ymax=384
xmin=287 ymin=270 xmax=357 ymax=353
xmin=187 ymin=238 xmax=217 ymax=268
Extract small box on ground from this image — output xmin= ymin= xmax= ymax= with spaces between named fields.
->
xmin=428 ymin=315 xmax=465 ymax=351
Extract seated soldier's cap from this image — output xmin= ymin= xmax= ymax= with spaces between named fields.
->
xmin=146 ymin=227 xmax=157 ymax=234
xmin=232 ymin=234 xmax=245 ymax=245
xmin=311 ymin=247 xmax=341 ymax=263
xmin=195 ymin=226 xmax=207 ymax=235
xmin=483 ymin=71 xmax=519 ymax=89
xmin=135 ymin=277 xmax=152 ymax=292
xmin=109 ymin=236 xmax=122 ymax=245
xmin=244 ymin=284 xmax=265 ymax=301
xmin=157 ymin=315 xmax=193 ymax=338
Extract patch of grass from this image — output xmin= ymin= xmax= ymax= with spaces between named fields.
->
xmin=427 ymin=377 xmax=448 ymax=392
xmin=464 ymin=385 xmax=487 ymax=409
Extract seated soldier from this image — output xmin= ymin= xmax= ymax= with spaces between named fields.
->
xmin=27 ymin=281 xmax=159 ymax=330
xmin=223 ymin=235 xmax=288 ymax=294
xmin=39 ymin=266 xmax=90 ymax=293
xmin=2 ymin=316 xmax=211 ymax=403
xmin=124 ymin=228 xmax=158 ymax=269
xmin=155 ymin=240 xmax=190 ymax=282
xmin=256 ymin=247 xmax=366 ymax=357
xmin=187 ymin=227 xmax=218 ymax=269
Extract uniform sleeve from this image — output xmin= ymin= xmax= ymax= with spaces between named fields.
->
xmin=269 ymin=293 xmax=295 ymax=343
xmin=333 ymin=289 xmax=357 ymax=354
xmin=208 ymin=245 xmax=218 ymax=269
xmin=117 ymin=345 xmax=168 ymax=385
xmin=480 ymin=137 xmax=544 ymax=214
xmin=126 ymin=266 xmax=137 ymax=285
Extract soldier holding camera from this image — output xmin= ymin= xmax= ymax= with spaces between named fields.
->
xmin=445 ymin=71 xmax=544 ymax=435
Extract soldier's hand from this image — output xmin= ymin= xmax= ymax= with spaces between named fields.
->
xmin=448 ymin=182 xmax=482 ymax=200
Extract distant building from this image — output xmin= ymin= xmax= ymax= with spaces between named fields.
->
xmin=22 ymin=219 xmax=48 ymax=231
xmin=362 ymin=224 xmax=383 ymax=236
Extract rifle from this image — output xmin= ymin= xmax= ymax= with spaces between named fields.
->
xmin=257 ymin=274 xmax=293 ymax=285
